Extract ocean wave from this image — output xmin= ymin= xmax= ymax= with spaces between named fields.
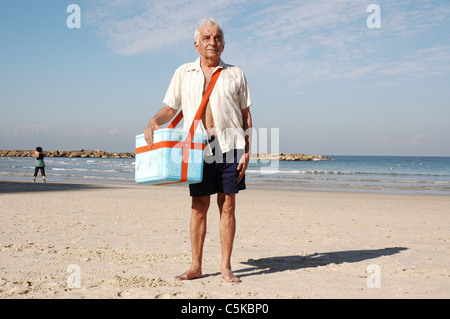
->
xmin=50 ymin=167 xmax=133 ymax=173
xmin=247 ymin=169 xmax=448 ymax=178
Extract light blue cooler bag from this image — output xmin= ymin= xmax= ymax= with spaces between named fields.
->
xmin=135 ymin=128 xmax=205 ymax=185
xmin=134 ymin=68 xmax=222 ymax=186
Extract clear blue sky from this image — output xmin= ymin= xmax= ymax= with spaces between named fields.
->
xmin=1 ymin=0 xmax=449 ymax=156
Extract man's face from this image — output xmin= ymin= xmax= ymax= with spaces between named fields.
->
xmin=195 ymin=26 xmax=224 ymax=61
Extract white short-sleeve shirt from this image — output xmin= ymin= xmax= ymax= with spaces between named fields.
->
xmin=163 ymin=58 xmax=252 ymax=155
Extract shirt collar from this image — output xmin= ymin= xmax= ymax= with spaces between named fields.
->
xmin=188 ymin=57 xmax=226 ymax=72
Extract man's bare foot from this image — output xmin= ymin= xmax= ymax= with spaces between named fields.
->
xmin=221 ymin=268 xmax=241 ymax=283
xmin=175 ymin=268 xmax=202 ymax=281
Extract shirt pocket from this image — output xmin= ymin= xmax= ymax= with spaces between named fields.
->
xmin=217 ymin=77 xmax=240 ymax=101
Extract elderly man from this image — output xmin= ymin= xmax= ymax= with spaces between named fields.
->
xmin=144 ymin=18 xmax=252 ymax=283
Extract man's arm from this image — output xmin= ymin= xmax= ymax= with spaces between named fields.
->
xmin=144 ymin=105 xmax=178 ymax=147
xmin=237 ymin=107 xmax=252 ymax=183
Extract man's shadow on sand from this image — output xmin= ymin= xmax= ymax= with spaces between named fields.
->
xmin=233 ymin=247 xmax=407 ymax=278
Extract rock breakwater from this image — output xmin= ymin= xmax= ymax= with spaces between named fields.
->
xmin=0 ymin=150 xmax=332 ymax=161
xmin=252 ymin=153 xmax=332 ymax=161
xmin=0 ymin=149 xmax=135 ymax=159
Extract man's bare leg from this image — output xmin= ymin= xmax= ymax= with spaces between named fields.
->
xmin=175 ymin=195 xmax=210 ymax=281
xmin=217 ymin=193 xmax=241 ymax=283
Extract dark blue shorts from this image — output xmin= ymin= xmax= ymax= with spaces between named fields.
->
xmin=189 ymin=145 xmax=246 ymax=197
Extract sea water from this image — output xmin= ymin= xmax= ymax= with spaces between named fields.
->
xmin=1 ymin=155 xmax=449 ymax=196
xmin=248 ymin=156 xmax=450 ymax=196
xmin=0 ymin=157 xmax=135 ymax=184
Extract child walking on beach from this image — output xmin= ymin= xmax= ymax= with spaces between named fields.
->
xmin=32 ymin=147 xmax=46 ymax=183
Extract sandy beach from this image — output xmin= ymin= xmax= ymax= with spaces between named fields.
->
xmin=0 ymin=180 xmax=449 ymax=299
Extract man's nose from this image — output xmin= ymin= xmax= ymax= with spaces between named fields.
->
xmin=208 ymin=37 xmax=217 ymax=46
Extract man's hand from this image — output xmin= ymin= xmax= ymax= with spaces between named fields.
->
xmin=237 ymin=152 xmax=249 ymax=183
xmin=144 ymin=120 xmax=161 ymax=147
xmin=143 ymin=106 xmax=177 ymax=147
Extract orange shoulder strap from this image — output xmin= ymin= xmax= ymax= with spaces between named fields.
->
xmin=168 ymin=67 xmax=222 ymax=139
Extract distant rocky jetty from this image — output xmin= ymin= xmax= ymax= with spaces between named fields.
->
xmin=0 ymin=150 xmax=332 ymax=161
xmin=251 ymin=153 xmax=332 ymax=161
xmin=0 ymin=149 xmax=135 ymax=159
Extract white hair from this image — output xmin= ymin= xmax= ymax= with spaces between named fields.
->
xmin=193 ymin=18 xmax=224 ymax=43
